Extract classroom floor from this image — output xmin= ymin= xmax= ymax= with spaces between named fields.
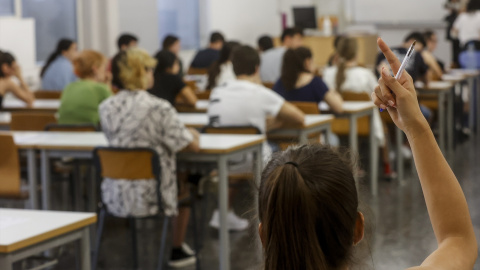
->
xmin=26 ymin=133 xmax=480 ymax=270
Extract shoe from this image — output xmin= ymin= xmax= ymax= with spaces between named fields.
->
xmin=209 ymin=210 xmax=249 ymax=231
xmin=168 ymin=244 xmax=196 ymax=268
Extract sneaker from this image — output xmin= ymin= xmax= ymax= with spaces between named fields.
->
xmin=209 ymin=210 xmax=249 ymax=231
xmin=168 ymin=244 xmax=196 ymax=268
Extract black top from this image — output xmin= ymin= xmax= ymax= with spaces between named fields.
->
xmin=148 ymin=73 xmax=186 ymax=105
xmin=111 ymin=52 xmax=124 ymax=90
xmin=153 ymin=50 xmax=184 ymax=78
xmin=376 ymin=47 xmax=429 ymax=82
xmin=190 ymin=48 xmax=220 ymax=69
xmin=0 ymin=94 xmax=3 ymax=110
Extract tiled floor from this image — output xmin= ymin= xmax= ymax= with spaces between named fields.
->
xmin=14 ymin=133 xmax=480 ymax=270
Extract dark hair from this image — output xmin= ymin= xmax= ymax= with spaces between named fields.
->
xmin=259 ymin=144 xmax=358 ymax=270
xmin=0 ymin=50 xmax=15 ymax=78
xmin=404 ymin=32 xmax=426 ymax=47
xmin=334 ymin=35 xmax=346 ymax=49
xmin=423 ymin=30 xmax=436 ymax=41
xmin=117 ymin=34 xmax=138 ymax=50
xmin=335 ymin=38 xmax=358 ymax=92
xmin=154 ymin=50 xmax=178 ymax=74
xmin=231 ymin=45 xmax=260 ymax=76
xmin=40 ymin=39 xmax=75 ymax=78
xmin=207 ymin=41 xmax=241 ymax=90
xmin=280 ymin=47 xmax=312 ymax=91
xmin=258 ymin=35 xmax=274 ymax=52
xmin=162 ymin=35 xmax=179 ymax=51
xmin=281 ymin=28 xmax=304 ymax=43
xmin=467 ymin=0 xmax=480 ymax=12
xmin=210 ymin=32 xmax=225 ymax=44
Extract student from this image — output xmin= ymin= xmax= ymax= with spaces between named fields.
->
xmin=452 ymin=0 xmax=480 ymax=47
xmin=161 ymin=35 xmax=184 ymax=77
xmin=424 ymin=30 xmax=446 ymax=72
xmin=99 ymin=48 xmax=200 ymax=268
xmin=327 ymin=35 xmax=346 ymax=67
xmin=111 ymin=33 xmax=138 ymax=91
xmin=58 ymin=50 xmax=111 ymax=125
xmin=260 ymin=28 xmax=304 ymax=83
xmin=206 ymin=41 xmax=240 ymax=90
xmin=258 ymin=35 xmax=274 ymax=53
xmin=258 ymin=38 xmax=477 ymax=270
xmin=190 ymin=32 xmax=225 ymax=69
xmin=323 ymin=38 xmax=392 ymax=177
xmin=149 ymin=50 xmax=197 ymax=106
xmin=273 ymin=47 xmax=343 ymax=114
xmin=208 ymin=45 xmax=305 ymax=231
xmin=40 ymin=39 xmax=78 ymax=91
xmin=0 ymin=51 xmax=34 ymax=108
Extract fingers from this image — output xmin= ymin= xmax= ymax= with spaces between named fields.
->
xmin=381 ymin=66 xmax=407 ymax=99
xmin=377 ymin=38 xmax=402 ymax=75
xmin=379 ymin=67 xmax=397 ymax=107
xmin=371 ymin=92 xmax=387 ymax=111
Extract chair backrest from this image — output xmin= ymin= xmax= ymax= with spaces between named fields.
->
xmin=290 ymin=101 xmax=320 ymax=114
xmin=341 ymin=91 xmax=370 ymax=101
xmin=34 ymin=90 xmax=62 ymax=99
xmin=195 ymin=90 xmax=211 ymax=100
xmin=187 ymin=67 xmax=208 ymax=75
xmin=201 ymin=125 xmax=261 ymax=135
xmin=45 ymin=123 xmax=97 ymax=132
xmin=262 ymin=82 xmax=275 ymax=89
xmin=0 ymin=135 xmax=21 ymax=197
xmin=10 ymin=112 xmax=57 ymax=131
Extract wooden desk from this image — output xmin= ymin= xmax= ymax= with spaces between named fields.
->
xmin=2 ymin=99 xmax=60 ymax=112
xmin=449 ymin=69 xmax=480 ymax=133
xmin=0 ymin=208 xmax=96 ymax=270
xmin=176 ymin=100 xmax=209 ymax=113
xmin=0 ymin=112 xmax=11 ymax=128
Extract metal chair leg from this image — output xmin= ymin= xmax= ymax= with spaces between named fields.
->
xmin=92 ymin=207 xmax=106 ymax=270
xmin=190 ymin=187 xmax=201 ymax=270
xmin=129 ymin=218 xmax=139 ymax=270
xmin=157 ymin=217 xmax=170 ymax=270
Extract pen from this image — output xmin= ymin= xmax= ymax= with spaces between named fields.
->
xmin=380 ymin=40 xmax=416 ymax=112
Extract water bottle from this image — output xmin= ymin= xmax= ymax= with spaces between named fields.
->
xmin=466 ymin=43 xmax=477 ymax=70
xmin=323 ymin=16 xmax=332 ymax=36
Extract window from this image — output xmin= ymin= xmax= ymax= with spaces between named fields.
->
xmin=22 ymin=0 xmax=77 ymax=62
xmin=158 ymin=0 xmax=200 ymax=50
xmin=0 ymin=0 xmax=15 ymax=16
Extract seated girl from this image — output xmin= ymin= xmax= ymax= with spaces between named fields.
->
xmin=0 ymin=51 xmax=34 ymax=108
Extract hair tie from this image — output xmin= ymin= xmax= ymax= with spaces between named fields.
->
xmin=284 ymin=161 xmax=298 ymax=167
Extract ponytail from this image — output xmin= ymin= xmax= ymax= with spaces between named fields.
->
xmin=334 ymin=37 xmax=358 ymax=92
xmin=207 ymin=41 xmax=240 ymax=90
xmin=335 ymin=58 xmax=347 ymax=93
xmin=41 ymin=39 xmax=74 ymax=77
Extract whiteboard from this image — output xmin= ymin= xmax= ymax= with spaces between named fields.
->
xmin=353 ymin=0 xmax=447 ymax=23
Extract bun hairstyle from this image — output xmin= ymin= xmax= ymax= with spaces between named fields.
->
xmin=72 ymin=50 xmax=105 ymax=79
xmin=280 ymin=46 xmax=312 ymax=91
xmin=258 ymin=144 xmax=359 ymax=270
xmin=118 ymin=48 xmax=157 ymax=90
xmin=335 ymin=37 xmax=358 ymax=92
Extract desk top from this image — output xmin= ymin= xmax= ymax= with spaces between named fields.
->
xmin=319 ymin=101 xmax=376 ymax=113
xmin=0 ymin=112 xmax=11 ymax=126
xmin=449 ymin=69 xmax=480 ymax=77
xmin=0 ymin=208 xmax=96 ymax=253
xmin=2 ymin=99 xmax=60 ymax=111
xmin=415 ymin=81 xmax=454 ymax=91
xmin=10 ymin=132 xmax=265 ymax=154
xmin=442 ymin=74 xmax=467 ymax=82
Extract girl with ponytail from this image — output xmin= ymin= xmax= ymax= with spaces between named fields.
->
xmin=41 ymin=39 xmax=78 ymax=91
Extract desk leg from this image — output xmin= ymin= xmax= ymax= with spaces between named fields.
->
xmin=395 ymin=127 xmax=404 ymax=182
xmin=448 ymin=87 xmax=454 ymax=155
xmin=217 ymin=156 xmax=230 ymax=270
xmin=299 ymin=131 xmax=308 ymax=145
xmin=0 ymin=254 xmax=13 ymax=270
xmin=80 ymin=227 xmax=91 ymax=270
xmin=369 ymin=111 xmax=378 ymax=196
xmin=476 ymin=76 xmax=480 ymax=133
xmin=41 ymin=150 xmax=51 ymax=210
xmin=349 ymin=115 xmax=358 ymax=164
xmin=469 ymin=77 xmax=475 ymax=132
xmin=27 ymin=149 xmax=38 ymax=209
xmin=324 ymin=125 xmax=331 ymax=145
xmin=438 ymin=93 xmax=446 ymax=154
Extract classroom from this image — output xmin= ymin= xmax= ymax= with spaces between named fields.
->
xmin=0 ymin=0 xmax=479 ymax=269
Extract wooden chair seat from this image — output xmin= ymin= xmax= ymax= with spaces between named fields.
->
xmin=291 ymin=101 xmax=320 ymax=114
xmin=332 ymin=91 xmax=371 ymax=136
xmin=187 ymin=67 xmax=208 ymax=75
xmin=262 ymin=82 xmax=275 ymax=89
xmin=418 ymin=94 xmax=439 ymax=110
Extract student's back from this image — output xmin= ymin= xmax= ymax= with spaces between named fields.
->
xmin=273 ymin=76 xmax=328 ymax=103
xmin=260 ymin=47 xmax=286 ymax=83
xmin=41 ymin=39 xmax=78 ymax=91
xmin=323 ymin=66 xmax=377 ymax=93
xmin=190 ymin=32 xmax=225 ymax=69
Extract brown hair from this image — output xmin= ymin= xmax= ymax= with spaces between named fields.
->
xmin=73 ymin=50 xmax=105 ymax=79
xmin=259 ymin=144 xmax=358 ymax=270
xmin=280 ymin=47 xmax=312 ymax=90
xmin=207 ymin=41 xmax=240 ymax=90
xmin=335 ymin=37 xmax=357 ymax=92
xmin=231 ymin=45 xmax=260 ymax=76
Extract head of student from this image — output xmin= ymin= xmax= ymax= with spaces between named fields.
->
xmin=258 ymin=35 xmax=274 ymax=52
xmin=40 ymin=39 xmax=77 ymax=77
xmin=209 ymin=32 xmax=225 ymax=50
xmin=467 ymin=0 xmax=480 ymax=12
xmin=154 ymin=50 xmax=180 ymax=76
xmin=162 ymin=35 xmax=181 ymax=55
xmin=258 ymin=144 xmax=364 ymax=270
xmin=0 ymin=51 xmax=17 ymax=78
xmin=423 ymin=30 xmax=438 ymax=52
xmin=117 ymin=48 xmax=156 ymax=91
xmin=73 ymin=50 xmax=107 ymax=82
xmin=404 ymin=32 xmax=426 ymax=51
xmin=117 ymin=34 xmax=138 ymax=51
xmin=335 ymin=37 xmax=358 ymax=91
xmin=231 ymin=45 xmax=260 ymax=78
xmin=207 ymin=41 xmax=241 ymax=89
xmin=281 ymin=46 xmax=313 ymax=90
xmin=281 ymin=28 xmax=304 ymax=49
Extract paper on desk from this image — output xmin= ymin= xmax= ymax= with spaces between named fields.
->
xmin=0 ymin=216 xmax=31 ymax=230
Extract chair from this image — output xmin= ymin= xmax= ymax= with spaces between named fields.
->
xmin=185 ymin=80 xmax=198 ymax=92
xmin=187 ymin=67 xmax=208 ymax=75
xmin=262 ymin=82 xmax=275 ymax=89
xmin=45 ymin=123 xmax=97 ymax=132
xmin=92 ymin=147 xmax=200 ymax=270
xmin=332 ymin=91 xmax=371 ymax=135
xmin=195 ymin=90 xmax=211 ymax=100
xmin=0 ymin=135 xmax=28 ymax=200
xmin=290 ymin=101 xmax=321 ymax=114
xmin=34 ymin=90 xmax=62 ymax=99
xmin=10 ymin=112 xmax=57 ymax=131
xmin=201 ymin=125 xmax=261 ymax=135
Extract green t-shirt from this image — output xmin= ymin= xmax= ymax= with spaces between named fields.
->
xmin=58 ymin=80 xmax=112 ymax=125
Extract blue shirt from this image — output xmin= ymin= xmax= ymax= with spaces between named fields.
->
xmin=41 ymin=56 xmax=77 ymax=91
xmin=190 ymin=48 xmax=220 ymax=69
xmin=273 ymin=76 xmax=329 ymax=103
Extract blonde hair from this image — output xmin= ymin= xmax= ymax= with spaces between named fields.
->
xmin=73 ymin=50 xmax=105 ymax=79
xmin=118 ymin=48 xmax=157 ymax=90
xmin=335 ymin=38 xmax=357 ymax=92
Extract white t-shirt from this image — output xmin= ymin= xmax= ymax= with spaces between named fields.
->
xmin=260 ymin=47 xmax=287 ymax=83
xmin=453 ymin=11 xmax=480 ymax=46
xmin=216 ymin=62 xmax=236 ymax=87
xmin=323 ymin=66 xmax=385 ymax=146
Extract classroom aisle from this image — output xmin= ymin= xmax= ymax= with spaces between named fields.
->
xmin=50 ymin=133 xmax=480 ymax=270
